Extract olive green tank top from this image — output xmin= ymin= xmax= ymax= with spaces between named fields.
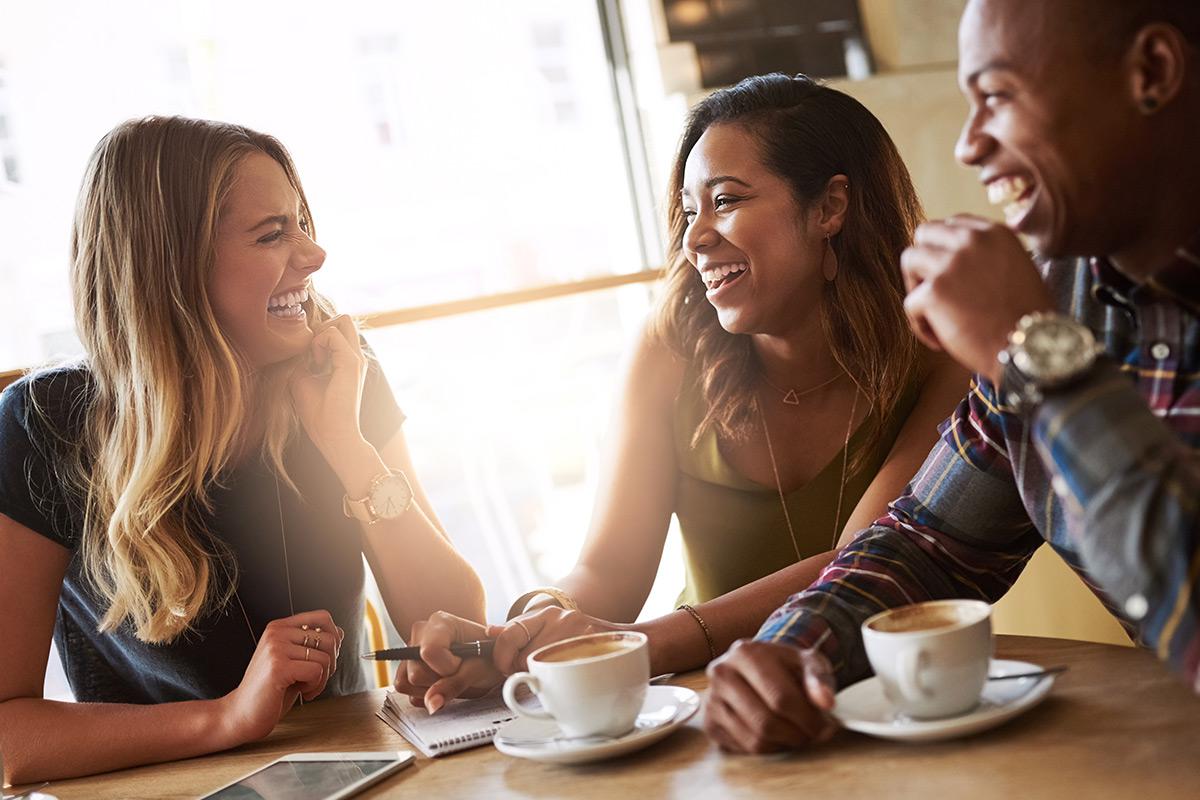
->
xmin=673 ymin=372 xmax=921 ymax=606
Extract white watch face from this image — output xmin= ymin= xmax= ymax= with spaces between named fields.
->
xmin=370 ymin=475 xmax=413 ymax=519
xmin=1022 ymin=318 xmax=1093 ymax=381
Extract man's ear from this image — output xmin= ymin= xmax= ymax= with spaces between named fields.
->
xmin=818 ymin=174 xmax=851 ymax=235
xmin=1126 ymin=22 xmax=1189 ymax=113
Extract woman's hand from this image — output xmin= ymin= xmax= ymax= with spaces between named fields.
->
xmin=289 ymin=314 xmax=368 ymax=455
xmin=394 ymin=612 xmax=504 ymax=714
xmin=488 ymin=606 xmax=624 ymax=675
xmin=395 ymin=608 xmax=628 ymax=713
xmin=218 ymin=610 xmax=345 ymax=744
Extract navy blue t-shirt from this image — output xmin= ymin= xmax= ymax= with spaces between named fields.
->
xmin=0 ymin=359 xmax=404 ymax=703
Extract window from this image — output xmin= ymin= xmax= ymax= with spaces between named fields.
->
xmin=0 ymin=0 xmax=655 ymax=372
xmin=2 ymin=1 xmax=679 ymax=698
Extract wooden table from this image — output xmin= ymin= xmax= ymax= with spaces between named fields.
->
xmin=22 ymin=636 xmax=1200 ymax=799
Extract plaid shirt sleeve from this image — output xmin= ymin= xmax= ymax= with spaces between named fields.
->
xmin=1034 ymin=360 xmax=1200 ymax=685
xmin=754 ymin=379 xmax=1044 ymax=688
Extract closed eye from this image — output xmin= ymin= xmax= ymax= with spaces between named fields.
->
xmin=714 ymin=194 xmax=743 ymax=210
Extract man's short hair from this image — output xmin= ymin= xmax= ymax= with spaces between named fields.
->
xmin=1086 ymin=0 xmax=1200 ymax=53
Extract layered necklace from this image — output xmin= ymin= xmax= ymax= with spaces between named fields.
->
xmin=758 ymin=379 xmax=859 ymax=559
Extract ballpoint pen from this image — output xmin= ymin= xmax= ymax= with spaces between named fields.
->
xmin=361 ymin=640 xmax=495 ymax=661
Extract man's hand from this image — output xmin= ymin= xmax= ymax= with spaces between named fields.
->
xmin=901 ymin=216 xmax=1054 ymax=386
xmin=703 ymin=639 xmax=838 ymax=754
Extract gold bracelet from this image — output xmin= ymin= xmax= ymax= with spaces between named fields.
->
xmin=506 ymin=587 xmax=580 ymax=620
xmin=677 ymin=603 xmax=718 ymax=661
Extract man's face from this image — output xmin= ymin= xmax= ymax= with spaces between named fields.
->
xmin=955 ymin=0 xmax=1144 ymax=259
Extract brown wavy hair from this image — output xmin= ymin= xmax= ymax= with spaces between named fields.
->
xmin=653 ymin=73 xmax=923 ymax=464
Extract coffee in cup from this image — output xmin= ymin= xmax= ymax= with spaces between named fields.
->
xmin=502 ymin=631 xmax=650 ymax=738
xmin=861 ymin=599 xmax=992 ymax=719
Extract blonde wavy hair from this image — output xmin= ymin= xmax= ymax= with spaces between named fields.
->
xmin=37 ymin=116 xmax=336 ymax=643
xmin=654 ymin=74 xmax=923 ymax=466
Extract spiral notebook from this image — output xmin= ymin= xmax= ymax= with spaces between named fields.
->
xmin=377 ymin=691 xmax=517 ymax=757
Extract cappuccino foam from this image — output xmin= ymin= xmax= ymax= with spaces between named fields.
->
xmin=868 ymin=603 xmax=984 ymax=634
xmin=536 ymin=637 xmax=640 ymax=663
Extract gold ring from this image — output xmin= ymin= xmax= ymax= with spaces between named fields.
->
xmin=314 ymin=626 xmax=323 ymax=633
xmin=301 ymin=623 xmax=310 ymax=631
xmin=305 ymin=647 xmax=311 ymax=661
xmin=314 ymin=633 xmax=322 ymax=649
xmin=513 ymin=618 xmax=533 ymax=647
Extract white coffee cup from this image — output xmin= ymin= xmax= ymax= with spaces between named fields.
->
xmin=502 ymin=630 xmax=650 ymax=738
xmin=862 ymin=599 xmax=993 ymax=719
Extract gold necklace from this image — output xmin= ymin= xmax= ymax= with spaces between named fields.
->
xmin=759 ymin=371 xmax=842 ymax=406
xmin=759 ymin=387 xmax=859 ymax=558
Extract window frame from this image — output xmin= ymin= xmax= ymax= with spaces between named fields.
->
xmin=0 ymin=0 xmax=664 ymax=396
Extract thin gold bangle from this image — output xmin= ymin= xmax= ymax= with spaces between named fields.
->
xmin=506 ymin=587 xmax=580 ymax=620
xmin=677 ymin=603 xmax=718 ymax=662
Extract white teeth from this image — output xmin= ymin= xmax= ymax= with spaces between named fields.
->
xmin=267 ymin=287 xmax=310 ymax=311
xmin=698 ymin=263 xmax=748 ymax=290
xmin=986 ymin=177 xmax=1035 ymax=227
xmin=987 ymin=176 xmax=1031 ymax=207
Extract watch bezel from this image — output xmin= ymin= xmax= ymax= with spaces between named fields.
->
xmin=1010 ymin=312 xmax=1099 ymax=386
xmin=367 ymin=471 xmax=414 ymax=521
xmin=998 ymin=312 xmax=1103 ymax=412
xmin=344 ymin=469 xmax=415 ymax=525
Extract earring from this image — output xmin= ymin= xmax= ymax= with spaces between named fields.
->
xmin=822 ymin=235 xmax=838 ymax=282
xmin=1141 ymin=96 xmax=1159 ymax=113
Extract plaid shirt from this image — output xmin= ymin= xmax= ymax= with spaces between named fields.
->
xmin=757 ymin=235 xmax=1200 ymax=691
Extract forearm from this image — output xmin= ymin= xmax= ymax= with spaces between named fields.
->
xmin=636 ymin=551 xmax=838 ymax=675
xmin=0 ymin=695 xmax=237 ymax=785
xmin=554 ymin=564 xmax=650 ymax=624
xmin=328 ymin=439 xmax=486 ymax=633
xmin=756 ymin=385 xmax=1044 ymax=686
xmin=1032 ymin=362 xmax=1200 ymax=677
xmin=369 ymin=502 xmax=487 ymax=632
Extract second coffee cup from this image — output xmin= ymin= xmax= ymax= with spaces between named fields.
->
xmin=862 ymin=599 xmax=993 ymax=719
xmin=502 ymin=630 xmax=650 ymax=738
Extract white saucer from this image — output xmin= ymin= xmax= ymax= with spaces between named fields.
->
xmin=494 ymin=685 xmax=700 ymax=764
xmin=833 ymin=659 xmax=1056 ymax=743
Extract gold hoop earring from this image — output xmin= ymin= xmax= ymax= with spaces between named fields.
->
xmin=822 ymin=235 xmax=839 ymax=282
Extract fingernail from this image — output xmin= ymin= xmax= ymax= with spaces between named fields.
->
xmin=427 ymin=694 xmax=444 ymax=715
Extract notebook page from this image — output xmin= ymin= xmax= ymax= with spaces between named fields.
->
xmin=378 ymin=691 xmax=516 ymax=758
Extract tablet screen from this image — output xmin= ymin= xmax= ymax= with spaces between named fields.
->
xmin=205 ymin=757 xmax=398 ymax=800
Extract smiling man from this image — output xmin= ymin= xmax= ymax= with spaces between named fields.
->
xmin=703 ymin=0 xmax=1200 ymax=753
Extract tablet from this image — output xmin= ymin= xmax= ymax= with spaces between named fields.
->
xmin=199 ymin=751 xmax=415 ymax=800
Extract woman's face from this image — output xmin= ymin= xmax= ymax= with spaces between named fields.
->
xmin=680 ymin=123 xmax=824 ymax=336
xmin=210 ymin=152 xmax=325 ymax=368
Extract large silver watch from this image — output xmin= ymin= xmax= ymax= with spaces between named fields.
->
xmin=997 ymin=311 xmax=1104 ymax=411
xmin=343 ymin=469 xmax=414 ymax=525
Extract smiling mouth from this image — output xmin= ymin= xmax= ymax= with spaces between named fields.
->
xmin=267 ymin=286 xmax=309 ymax=320
xmin=700 ymin=262 xmax=749 ymax=292
xmin=987 ymin=176 xmax=1036 ymax=228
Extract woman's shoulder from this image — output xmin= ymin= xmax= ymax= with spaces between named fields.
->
xmin=0 ymin=362 xmax=94 ymax=439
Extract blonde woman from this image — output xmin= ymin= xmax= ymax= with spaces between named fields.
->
xmin=0 ymin=116 xmax=484 ymax=785
xmin=397 ymin=74 xmax=968 ymax=710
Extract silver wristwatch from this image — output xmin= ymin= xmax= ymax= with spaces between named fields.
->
xmin=997 ymin=311 xmax=1105 ymax=411
xmin=343 ymin=469 xmax=414 ymax=525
